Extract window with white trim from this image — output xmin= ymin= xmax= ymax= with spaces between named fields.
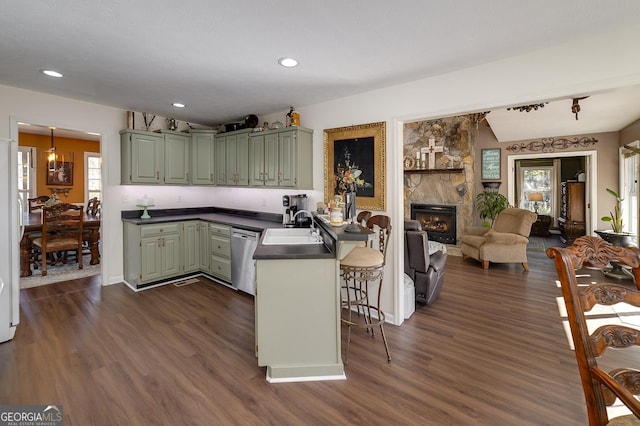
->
xmin=85 ymin=152 xmax=102 ymax=202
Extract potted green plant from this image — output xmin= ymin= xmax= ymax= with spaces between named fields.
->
xmin=600 ymin=188 xmax=623 ymax=233
xmin=596 ymin=188 xmax=636 ymax=247
xmin=475 ymin=191 xmax=510 ymax=227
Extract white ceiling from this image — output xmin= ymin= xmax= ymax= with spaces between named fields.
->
xmin=3 ymin=0 xmax=640 ymax=141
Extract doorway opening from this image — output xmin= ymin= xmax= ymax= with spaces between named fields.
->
xmin=507 ymin=151 xmax=597 ymax=236
xmin=15 ymin=123 xmax=103 ymax=288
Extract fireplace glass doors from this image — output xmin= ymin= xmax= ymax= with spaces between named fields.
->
xmin=410 ymin=204 xmax=456 ymax=244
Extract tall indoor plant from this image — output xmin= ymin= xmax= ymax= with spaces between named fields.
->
xmin=596 ymin=188 xmax=636 ymax=248
xmin=600 ymin=188 xmax=624 ymax=233
xmin=475 ymin=191 xmax=510 ymax=227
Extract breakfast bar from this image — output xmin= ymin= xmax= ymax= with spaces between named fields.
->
xmin=253 ymin=214 xmax=373 ymax=382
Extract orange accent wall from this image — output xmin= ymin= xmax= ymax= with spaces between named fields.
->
xmin=19 ymin=132 xmax=100 ymax=203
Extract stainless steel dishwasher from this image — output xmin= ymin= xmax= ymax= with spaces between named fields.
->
xmin=231 ymin=228 xmax=260 ymax=296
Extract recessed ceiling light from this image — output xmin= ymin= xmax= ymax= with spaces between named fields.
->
xmin=172 ymin=102 xmax=186 ymax=108
xmin=278 ymin=57 xmax=298 ymax=68
xmin=42 ymin=70 xmax=63 ymax=78
xmin=86 ymin=132 xmax=101 ymax=136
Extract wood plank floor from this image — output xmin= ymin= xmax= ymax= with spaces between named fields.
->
xmin=0 ymin=242 xmax=606 ymax=425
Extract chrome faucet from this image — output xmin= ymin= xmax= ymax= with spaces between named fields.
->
xmin=293 ymin=209 xmax=316 ymax=232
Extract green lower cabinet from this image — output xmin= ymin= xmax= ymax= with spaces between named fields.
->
xmin=255 ymin=258 xmax=344 ymax=382
xmin=198 ymin=221 xmax=210 ymax=272
xmin=123 ymin=220 xmax=234 ymax=289
xmin=182 ymin=221 xmax=200 ymax=274
xmin=208 ymin=222 xmax=232 ymax=282
xmin=139 ymin=230 xmax=181 ymax=284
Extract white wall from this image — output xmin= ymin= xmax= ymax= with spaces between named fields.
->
xmin=2 ymin=24 xmax=640 ymax=323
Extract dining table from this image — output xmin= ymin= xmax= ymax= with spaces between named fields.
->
xmin=20 ymin=210 xmax=101 ymax=277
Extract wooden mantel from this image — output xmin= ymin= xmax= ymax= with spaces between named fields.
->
xmin=403 ymin=168 xmax=463 ymax=174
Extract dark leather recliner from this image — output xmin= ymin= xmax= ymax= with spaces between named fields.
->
xmin=404 ymin=220 xmax=447 ymax=306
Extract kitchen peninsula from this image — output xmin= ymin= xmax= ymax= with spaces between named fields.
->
xmin=253 ymin=214 xmax=373 ymax=383
xmin=122 ymin=207 xmax=373 ymax=382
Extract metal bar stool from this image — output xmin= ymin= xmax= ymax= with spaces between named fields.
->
xmin=340 ymin=215 xmax=391 ymax=364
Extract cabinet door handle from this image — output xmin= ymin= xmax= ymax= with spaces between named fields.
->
xmin=156 ymin=171 xmax=160 ymax=180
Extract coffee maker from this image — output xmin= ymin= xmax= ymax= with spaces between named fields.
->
xmin=282 ymin=194 xmax=310 ymax=227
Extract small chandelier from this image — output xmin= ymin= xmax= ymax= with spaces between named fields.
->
xmin=46 ymin=127 xmax=73 ymax=173
xmin=47 ymin=127 xmax=57 ymax=171
xmin=507 ymin=103 xmax=548 ymax=112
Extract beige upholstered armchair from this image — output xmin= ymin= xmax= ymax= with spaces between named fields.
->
xmin=460 ymin=208 xmax=537 ymax=270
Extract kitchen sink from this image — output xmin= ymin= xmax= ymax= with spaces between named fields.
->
xmin=261 ymin=228 xmax=323 ymax=245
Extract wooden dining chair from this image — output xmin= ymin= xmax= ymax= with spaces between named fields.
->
xmin=27 ymin=195 xmax=50 ymax=212
xmin=547 ymin=236 xmax=640 ymax=425
xmin=32 ymin=203 xmax=84 ymax=277
xmin=356 ymin=210 xmax=372 ymax=226
xmin=87 ymin=197 xmax=101 ymax=216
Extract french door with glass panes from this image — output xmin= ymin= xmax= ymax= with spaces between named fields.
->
xmin=519 ymin=166 xmax=556 ymax=219
xmin=620 ymin=142 xmax=639 ymax=236
xmin=17 ymin=147 xmax=35 ymax=212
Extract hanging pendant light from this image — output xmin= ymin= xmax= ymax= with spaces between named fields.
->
xmin=47 ymin=127 xmax=57 ymax=171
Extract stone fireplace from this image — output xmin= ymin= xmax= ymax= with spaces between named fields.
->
xmin=404 ymin=116 xmax=480 ymax=245
xmin=411 ymin=204 xmax=457 ymax=244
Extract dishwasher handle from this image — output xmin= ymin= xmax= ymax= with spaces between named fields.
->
xmin=232 ymin=228 xmax=260 ymax=240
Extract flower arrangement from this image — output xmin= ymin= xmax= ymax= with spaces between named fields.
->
xmin=335 ymin=149 xmax=364 ymax=194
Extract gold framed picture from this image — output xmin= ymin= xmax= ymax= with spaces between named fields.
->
xmin=47 ymin=161 xmax=74 ymax=186
xmin=324 ymin=121 xmax=386 ymax=211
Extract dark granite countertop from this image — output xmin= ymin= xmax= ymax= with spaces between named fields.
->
xmin=253 ymin=213 xmax=373 ymax=260
xmin=252 ymin=239 xmax=334 ymax=260
xmin=122 ymin=207 xmax=373 ymax=261
xmin=121 ymin=207 xmax=282 ymax=232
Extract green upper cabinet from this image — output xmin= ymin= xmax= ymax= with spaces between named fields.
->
xmin=121 ymin=130 xmax=164 ymax=184
xmin=121 ymin=126 xmax=311 ymax=188
xmin=248 ymin=127 xmax=313 ymax=189
xmin=190 ymin=130 xmax=217 ymax=185
xmin=121 ymin=129 xmax=190 ymax=185
xmin=162 ymin=131 xmax=190 ymax=184
xmin=277 ymin=129 xmax=296 ymax=188
xmin=249 ymin=132 xmax=278 ymax=186
xmin=219 ymin=129 xmax=251 ymax=186
xmin=214 ymin=135 xmax=227 ymax=185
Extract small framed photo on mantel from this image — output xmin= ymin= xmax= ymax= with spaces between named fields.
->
xmin=481 ymin=148 xmax=501 ymax=180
